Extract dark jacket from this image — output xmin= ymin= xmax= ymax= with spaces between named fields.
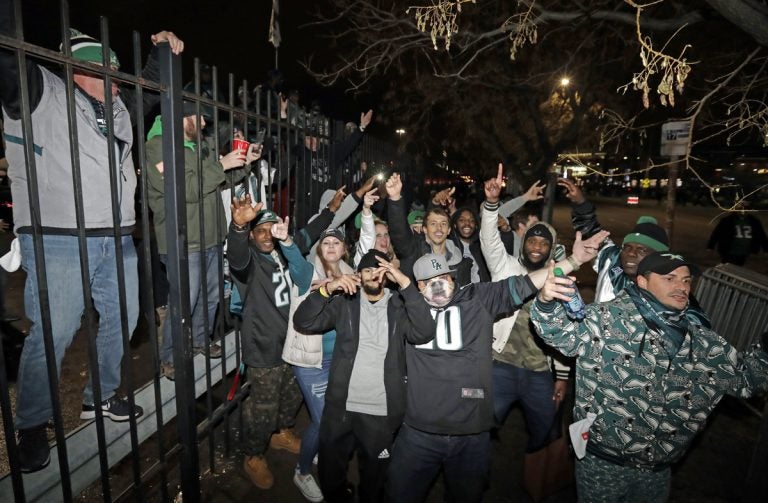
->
xmin=707 ymin=213 xmax=767 ymax=258
xmin=404 ymin=276 xmax=537 ymax=435
xmin=293 ymin=284 xmax=436 ymax=429
xmin=387 ymin=197 xmax=473 ymax=286
xmin=227 ymin=208 xmax=333 ymax=368
xmin=145 ymin=116 xmax=246 ymax=254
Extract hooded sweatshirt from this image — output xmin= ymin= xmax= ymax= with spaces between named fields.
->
xmin=480 ymin=201 xmax=569 ymax=379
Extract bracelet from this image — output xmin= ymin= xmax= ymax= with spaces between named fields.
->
xmin=232 ymin=222 xmax=249 ymax=233
xmin=319 ymin=286 xmax=330 ymax=298
xmin=566 ymin=255 xmax=581 ymax=271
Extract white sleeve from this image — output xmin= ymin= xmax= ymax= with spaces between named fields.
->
xmin=353 ymin=211 xmax=376 ymax=267
xmin=499 ymin=195 xmax=528 ymax=219
xmin=479 ymin=202 xmax=524 ymax=281
xmin=329 ymin=193 xmax=360 ymax=229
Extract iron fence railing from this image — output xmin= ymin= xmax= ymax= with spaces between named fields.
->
xmin=0 ymin=1 xmax=412 ymax=500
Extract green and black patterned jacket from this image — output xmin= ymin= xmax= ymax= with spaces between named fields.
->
xmin=531 ymin=291 xmax=768 ymax=470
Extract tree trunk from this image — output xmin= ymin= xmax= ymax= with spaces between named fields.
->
xmin=665 ymin=156 xmax=679 ymax=246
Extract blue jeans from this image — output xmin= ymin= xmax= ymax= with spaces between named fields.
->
xmin=15 ymin=234 xmax=139 ymax=428
xmin=293 ymin=356 xmax=331 ymax=474
xmin=159 ymin=246 xmax=221 ymax=364
xmin=492 ymin=360 xmax=559 ymax=452
xmin=387 ymin=424 xmax=491 ymax=503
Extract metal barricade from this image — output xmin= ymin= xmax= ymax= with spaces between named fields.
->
xmin=694 ymin=263 xmax=768 ymax=351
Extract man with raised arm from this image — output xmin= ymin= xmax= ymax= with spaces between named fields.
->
xmin=0 ymin=0 xmax=184 ymax=471
xmin=228 ymin=195 xmax=314 ymax=490
xmin=388 ymin=221 xmax=609 ymax=502
xmin=532 ymin=252 xmax=768 ymax=502
xmin=293 ymin=250 xmax=435 ymax=502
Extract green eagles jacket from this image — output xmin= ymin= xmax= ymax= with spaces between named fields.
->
xmin=146 ymin=116 xmax=244 ymax=254
xmin=531 ymin=291 xmax=768 ymax=470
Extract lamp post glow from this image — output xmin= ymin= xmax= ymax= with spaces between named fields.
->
xmin=560 ymin=77 xmax=570 ymax=87
xmin=396 ymin=128 xmax=406 ymax=136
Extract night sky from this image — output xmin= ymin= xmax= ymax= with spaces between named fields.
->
xmin=17 ymin=0 xmax=375 ymax=123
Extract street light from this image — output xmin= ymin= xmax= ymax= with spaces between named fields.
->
xmin=560 ymin=77 xmax=570 ymax=87
xmin=396 ymin=128 xmax=406 ymax=136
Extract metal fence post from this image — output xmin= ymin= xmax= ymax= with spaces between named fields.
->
xmin=157 ymin=42 xmax=200 ymax=501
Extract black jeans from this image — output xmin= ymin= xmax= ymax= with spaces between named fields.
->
xmin=318 ymin=404 xmax=395 ymax=503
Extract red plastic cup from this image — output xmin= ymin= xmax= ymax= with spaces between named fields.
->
xmin=232 ymin=138 xmax=249 ymax=155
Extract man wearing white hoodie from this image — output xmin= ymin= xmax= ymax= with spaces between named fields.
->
xmin=480 ymin=166 xmax=571 ymax=459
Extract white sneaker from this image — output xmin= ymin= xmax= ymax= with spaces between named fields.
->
xmin=293 ymin=470 xmax=324 ymax=502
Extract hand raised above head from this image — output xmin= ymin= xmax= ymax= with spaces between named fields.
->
xmin=230 ymin=194 xmax=263 ymax=227
xmin=360 ymin=109 xmax=374 ymax=129
xmin=328 ymin=185 xmax=347 ymax=213
xmin=385 ymin=173 xmax=403 ymax=200
xmin=524 ymin=180 xmax=546 ymax=202
xmin=557 ymin=178 xmax=586 ymax=205
xmin=363 ymin=188 xmax=380 ymax=210
xmin=571 ymin=230 xmax=610 ymax=264
xmin=355 ymin=175 xmax=377 ymax=199
xmin=271 ymin=216 xmax=290 ymax=241
xmin=151 ymin=31 xmax=184 ymax=54
xmin=484 ymin=163 xmax=504 ymax=203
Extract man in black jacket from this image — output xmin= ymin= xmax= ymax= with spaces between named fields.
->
xmin=293 ymin=249 xmax=435 ymax=503
xmin=228 ymin=194 xmax=333 ymax=491
xmin=388 ymin=229 xmax=607 ymax=503
xmin=385 ymin=173 xmax=473 ymax=286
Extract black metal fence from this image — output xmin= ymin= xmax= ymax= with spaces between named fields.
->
xmin=0 ymin=2 xmax=410 ymax=500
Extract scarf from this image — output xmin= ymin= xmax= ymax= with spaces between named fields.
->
xmin=626 ymin=282 xmax=698 ymax=358
xmin=604 ymin=245 xmax=711 ymax=328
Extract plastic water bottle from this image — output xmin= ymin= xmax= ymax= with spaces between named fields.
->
xmin=554 ymin=267 xmax=586 ymax=320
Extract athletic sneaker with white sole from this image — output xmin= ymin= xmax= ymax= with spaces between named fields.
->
xmin=80 ymin=395 xmax=144 ymax=421
xmin=293 ymin=470 xmax=324 ymax=502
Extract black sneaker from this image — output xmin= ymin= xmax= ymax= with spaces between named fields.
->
xmin=17 ymin=423 xmax=51 ymax=473
xmin=193 ymin=343 xmax=222 ymax=359
xmin=80 ymin=396 xmax=144 ymax=422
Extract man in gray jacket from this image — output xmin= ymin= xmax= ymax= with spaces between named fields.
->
xmin=0 ymin=4 xmax=184 ymax=472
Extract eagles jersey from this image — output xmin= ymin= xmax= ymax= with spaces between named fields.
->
xmin=404 ymin=275 xmax=536 ymax=435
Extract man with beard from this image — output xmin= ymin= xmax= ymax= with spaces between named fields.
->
xmin=479 ymin=166 xmax=571 ymax=485
xmin=146 ymin=102 xmax=260 ymax=378
xmin=228 ymin=196 xmax=315 ymax=490
xmin=388 ymin=216 xmax=609 ymax=503
xmin=531 ymin=252 xmax=768 ymax=502
xmin=293 ymin=250 xmax=435 ymax=502
xmin=449 ymin=207 xmax=490 ymax=284
xmin=385 ymin=173 xmax=473 ymax=286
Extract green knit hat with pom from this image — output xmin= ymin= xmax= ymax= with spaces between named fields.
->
xmin=622 ymin=216 xmax=669 ymax=251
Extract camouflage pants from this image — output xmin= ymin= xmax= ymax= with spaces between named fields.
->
xmin=242 ymin=363 xmax=303 ymax=456
xmin=575 ymin=452 xmax=671 ymax=502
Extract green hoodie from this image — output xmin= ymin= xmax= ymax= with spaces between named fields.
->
xmin=145 ymin=115 xmax=233 ymax=254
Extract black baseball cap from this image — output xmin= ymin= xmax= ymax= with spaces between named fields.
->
xmin=637 ymin=252 xmax=700 ymax=276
